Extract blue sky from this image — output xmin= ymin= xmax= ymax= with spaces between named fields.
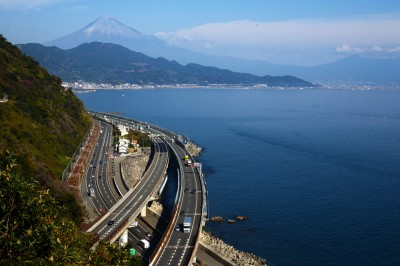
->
xmin=1 ymin=0 xmax=400 ymax=65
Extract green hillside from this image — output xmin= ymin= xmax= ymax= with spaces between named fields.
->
xmin=0 ymin=35 xmax=139 ymax=264
xmin=19 ymin=42 xmax=319 ymax=87
xmin=0 ymin=34 xmax=93 ymax=220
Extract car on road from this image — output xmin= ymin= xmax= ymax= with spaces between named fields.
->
xmin=180 ymin=211 xmax=185 ymax=215
xmin=184 ymin=188 xmax=189 ymax=192
xmin=98 ymin=207 xmax=103 ymax=212
xmin=145 ymin=232 xmax=151 ymax=237
xmin=98 ymin=175 xmax=101 ymax=179
xmin=175 ymin=225 xmax=180 ymax=232
xmin=107 ymin=220 xmax=114 ymax=226
xmin=191 ymin=189 xmax=196 ymax=194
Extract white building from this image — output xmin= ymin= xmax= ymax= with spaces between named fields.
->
xmin=118 ymin=138 xmax=130 ymax=154
xmin=118 ymin=124 xmax=129 ymax=136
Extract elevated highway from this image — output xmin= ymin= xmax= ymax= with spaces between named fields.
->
xmin=151 ymin=140 xmax=205 ymax=266
xmin=88 ymin=112 xmax=208 ymax=265
xmin=86 ymin=137 xmax=168 ymax=242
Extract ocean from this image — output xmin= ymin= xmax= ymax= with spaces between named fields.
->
xmin=77 ymin=88 xmax=400 ymax=266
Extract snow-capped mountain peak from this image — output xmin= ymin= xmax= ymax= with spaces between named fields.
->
xmin=83 ymin=17 xmax=141 ymax=38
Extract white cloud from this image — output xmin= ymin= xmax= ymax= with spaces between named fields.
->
xmin=336 ymin=44 xmax=400 ymax=54
xmin=155 ymin=15 xmax=400 ymax=65
xmin=0 ymin=0 xmax=61 ymax=10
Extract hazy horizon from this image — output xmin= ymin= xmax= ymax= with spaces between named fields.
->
xmin=1 ymin=0 xmax=400 ymax=66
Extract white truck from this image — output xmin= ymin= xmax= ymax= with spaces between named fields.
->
xmin=139 ymin=239 xmax=150 ymax=249
xmin=89 ymin=188 xmax=95 ymax=197
xmin=183 ymin=216 xmax=192 ymax=233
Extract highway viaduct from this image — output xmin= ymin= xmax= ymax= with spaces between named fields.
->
xmin=83 ymin=112 xmax=209 ymax=265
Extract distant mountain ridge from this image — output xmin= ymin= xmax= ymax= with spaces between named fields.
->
xmin=18 ymin=42 xmax=317 ymax=87
xmin=41 ymin=17 xmax=400 ymax=85
xmin=44 ymin=17 xmax=202 ymax=65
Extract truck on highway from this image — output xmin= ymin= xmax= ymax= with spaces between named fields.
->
xmin=139 ymin=239 xmax=150 ymax=249
xmin=186 ymin=159 xmax=192 ymax=167
xmin=183 ymin=216 xmax=192 ymax=233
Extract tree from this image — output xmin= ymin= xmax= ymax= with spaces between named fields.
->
xmin=0 ymin=150 xmax=141 ymax=265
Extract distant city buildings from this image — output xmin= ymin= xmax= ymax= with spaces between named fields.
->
xmin=64 ymin=81 xmax=400 ymax=92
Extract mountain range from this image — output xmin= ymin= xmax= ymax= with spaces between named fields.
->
xmin=41 ymin=17 xmax=400 ymax=85
xmin=18 ymin=42 xmax=316 ymax=87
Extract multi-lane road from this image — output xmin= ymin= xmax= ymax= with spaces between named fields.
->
xmin=87 ymin=136 xmax=168 ymax=242
xmin=82 ymin=121 xmax=117 ymax=213
xmin=84 ymin=112 xmax=207 ymax=265
xmin=153 ymin=141 xmax=204 ymax=266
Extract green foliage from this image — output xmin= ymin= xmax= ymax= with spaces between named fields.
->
xmin=126 ymin=130 xmax=152 ymax=147
xmin=89 ymin=241 xmax=142 ymax=266
xmin=0 ymin=35 xmax=92 ymax=224
xmin=0 ymin=150 xmax=142 ymax=265
xmin=18 ymin=41 xmax=317 ymax=87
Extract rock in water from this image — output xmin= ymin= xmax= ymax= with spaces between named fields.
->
xmin=211 ymin=216 xmax=224 ymax=223
xmin=236 ymin=215 xmax=248 ymax=221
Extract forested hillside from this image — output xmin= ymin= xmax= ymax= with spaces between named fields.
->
xmin=0 ymin=35 xmax=139 ymax=264
xmin=0 ymin=34 xmax=91 ymax=220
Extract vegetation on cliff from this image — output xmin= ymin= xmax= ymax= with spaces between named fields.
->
xmin=0 ymin=35 xmax=140 ymax=264
xmin=0 ymin=34 xmax=92 ymax=223
xmin=0 ymin=150 xmax=140 ymax=264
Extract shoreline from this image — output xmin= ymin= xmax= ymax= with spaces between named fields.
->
xmin=149 ymin=201 xmax=267 ymax=266
xmin=83 ymin=126 xmax=267 ymax=264
xmin=67 ymin=81 xmax=400 ymax=91
xmin=64 ymin=81 xmax=315 ymax=91
xmin=184 ymin=141 xmax=267 ymax=265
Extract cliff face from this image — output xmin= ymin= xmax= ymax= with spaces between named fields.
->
xmin=0 ymin=35 xmax=91 ymax=222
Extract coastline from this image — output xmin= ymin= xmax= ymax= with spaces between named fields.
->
xmin=67 ymin=81 xmax=400 ymax=92
xmin=184 ymin=141 xmax=267 ymax=265
xmin=149 ymin=201 xmax=267 ymax=266
xmin=122 ymin=139 xmax=267 ymax=265
xmin=65 ymin=81 xmax=291 ymax=91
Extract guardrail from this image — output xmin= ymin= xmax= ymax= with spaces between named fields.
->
xmin=62 ymin=118 xmax=95 ymax=182
xmin=89 ymin=111 xmax=207 ymax=264
xmin=149 ymin=142 xmax=184 ymax=266
xmin=109 ymin=138 xmax=169 ymax=244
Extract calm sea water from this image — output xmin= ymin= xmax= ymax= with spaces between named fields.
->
xmin=78 ymin=89 xmax=400 ymax=266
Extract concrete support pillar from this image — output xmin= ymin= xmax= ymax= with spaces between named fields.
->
xmin=119 ymin=229 xmax=128 ymax=247
xmin=141 ymin=206 xmax=147 ymax=217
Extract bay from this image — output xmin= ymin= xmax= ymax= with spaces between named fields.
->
xmin=78 ymin=88 xmax=400 ymax=266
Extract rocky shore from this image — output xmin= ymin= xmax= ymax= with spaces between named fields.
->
xmin=185 ymin=141 xmax=202 ymax=157
xmin=120 ymin=148 xmax=150 ymax=188
xmin=148 ymin=200 xmax=267 ymax=266
xmin=126 ymin=141 xmax=267 ymax=265
xmin=200 ymin=231 xmax=267 ymax=266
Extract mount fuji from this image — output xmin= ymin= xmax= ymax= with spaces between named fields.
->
xmin=44 ymin=17 xmax=214 ymax=65
xmin=42 ymin=17 xmax=400 ymax=85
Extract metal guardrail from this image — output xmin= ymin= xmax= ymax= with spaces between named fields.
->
xmin=85 ymin=137 xmax=167 ymax=234
xmin=149 ymin=142 xmax=185 ymax=266
xmin=62 ymin=118 xmax=96 ymax=182
xmin=109 ymin=138 xmax=169 ymax=244
xmin=89 ymin=111 xmax=207 ymax=265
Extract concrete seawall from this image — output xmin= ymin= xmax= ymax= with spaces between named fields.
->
xmin=148 ymin=202 xmax=267 ymax=266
